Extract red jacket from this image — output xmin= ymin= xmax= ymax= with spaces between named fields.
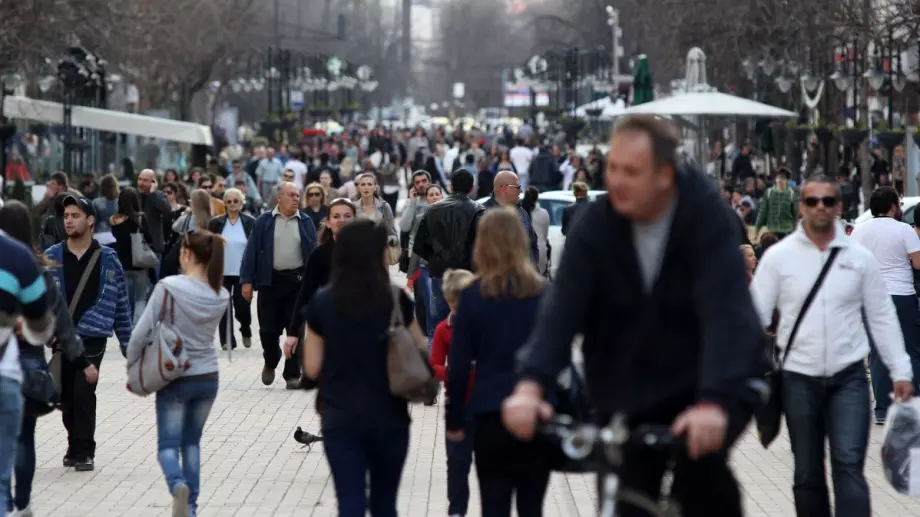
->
xmin=429 ymin=314 xmax=474 ymax=401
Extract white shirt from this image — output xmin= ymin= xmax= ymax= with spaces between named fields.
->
xmin=221 ymin=216 xmax=248 ymax=277
xmin=285 ymin=159 xmax=308 ymax=189
xmin=751 ymin=223 xmax=912 ymax=381
xmin=850 ymin=217 xmax=920 ymax=296
xmin=510 ymin=146 xmax=534 ymax=177
xmin=0 ymin=334 xmax=22 ymax=383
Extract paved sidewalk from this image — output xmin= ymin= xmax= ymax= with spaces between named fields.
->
xmin=20 ymin=268 xmax=920 ymax=516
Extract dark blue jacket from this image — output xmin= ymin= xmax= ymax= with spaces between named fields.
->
xmin=239 ymin=210 xmax=317 ymax=289
xmin=445 ymin=279 xmax=548 ymax=430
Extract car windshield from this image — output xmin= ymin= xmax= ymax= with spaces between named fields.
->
xmin=538 ymin=199 xmax=572 ymax=226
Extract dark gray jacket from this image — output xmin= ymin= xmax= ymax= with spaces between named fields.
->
xmin=140 ymin=190 xmax=171 ymax=253
xmin=19 ymin=270 xmax=88 ymax=368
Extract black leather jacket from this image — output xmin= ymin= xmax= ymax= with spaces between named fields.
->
xmin=413 ymin=193 xmax=484 ymax=278
xmin=19 ymin=270 xmax=89 ymax=368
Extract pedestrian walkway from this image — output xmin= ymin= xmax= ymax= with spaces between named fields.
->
xmin=23 ymin=268 xmax=920 ymax=516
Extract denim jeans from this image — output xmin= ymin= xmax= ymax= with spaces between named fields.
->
xmin=4 ymin=358 xmax=42 ymax=512
xmin=415 ymin=266 xmax=432 ymax=345
xmin=125 ymin=269 xmax=149 ymax=326
xmin=868 ymin=294 xmax=920 ymax=419
xmin=156 ymin=379 xmax=219 ymax=517
xmin=323 ymin=426 xmax=409 ymax=517
xmin=445 ymin=418 xmax=474 ymax=516
xmin=0 ymin=376 xmax=23 ymax=515
xmin=783 ymin=361 xmax=871 ymax=517
xmin=428 ymin=276 xmax=450 ymax=347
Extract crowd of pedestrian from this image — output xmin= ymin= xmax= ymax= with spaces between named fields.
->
xmin=1 ymin=115 xmax=919 ymax=517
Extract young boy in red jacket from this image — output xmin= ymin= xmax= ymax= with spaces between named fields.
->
xmin=428 ymin=268 xmax=476 ymax=517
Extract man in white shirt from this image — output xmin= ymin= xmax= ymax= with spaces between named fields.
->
xmin=284 ymin=151 xmax=308 ymax=190
xmin=850 ymin=186 xmax=920 ymax=424
xmin=509 ymin=138 xmax=534 ymax=189
xmin=751 ymin=176 xmax=914 ymax=517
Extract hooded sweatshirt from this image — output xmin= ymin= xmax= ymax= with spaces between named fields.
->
xmin=127 ymin=275 xmax=229 ymax=379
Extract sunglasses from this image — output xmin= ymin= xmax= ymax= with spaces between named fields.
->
xmin=164 ymin=190 xmax=175 ymax=195
xmin=308 ymin=191 xmax=323 ymax=197
xmin=225 ymin=199 xmax=241 ymax=205
xmin=803 ymin=196 xmax=838 ymax=208
xmin=201 ymin=184 xmax=213 ymax=189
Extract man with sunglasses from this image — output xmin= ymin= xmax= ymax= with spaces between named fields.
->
xmin=850 ymin=186 xmax=920 ymax=425
xmin=197 ymin=175 xmax=225 ymax=217
xmin=227 ymin=159 xmax=263 ymax=209
xmin=750 ymin=175 xmax=913 ymax=517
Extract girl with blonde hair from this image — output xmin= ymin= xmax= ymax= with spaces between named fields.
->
xmin=444 ymin=207 xmax=550 ymax=516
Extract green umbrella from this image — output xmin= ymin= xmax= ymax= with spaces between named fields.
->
xmin=631 ymin=54 xmax=654 ymax=106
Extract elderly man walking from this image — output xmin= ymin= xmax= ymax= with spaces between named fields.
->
xmin=240 ymin=182 xmax=317 ymax=389
xmin=482 ymin=170 xmax=539 ymax=265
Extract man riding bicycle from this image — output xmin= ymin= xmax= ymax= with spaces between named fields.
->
xmin=503 ymin=115 xmax=769 ymax=517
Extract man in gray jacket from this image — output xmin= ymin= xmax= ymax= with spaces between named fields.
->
xmin=137 ymin=169 xmax=171 ymax=276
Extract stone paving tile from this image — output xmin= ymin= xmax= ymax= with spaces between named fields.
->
xmin=20 ymin=267 xmax=920 ymax=516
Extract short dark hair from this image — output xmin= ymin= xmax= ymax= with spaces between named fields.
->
xmin=464 ymin=153 xmax=475 ymax=164
xmin=775 ymin=167 xmax=791 ymax=180
xmin=611 ymin=114 xmax=679 ymax=168
xmin=50 ymin=171 xmax=68 ymax=187
xmin=412 ymin=170 xmax=431 ymax=183
xmin=450 ymin=169 xmax=475 ymax=195
xmin=869 ymin=186 xmax=900 ymax=217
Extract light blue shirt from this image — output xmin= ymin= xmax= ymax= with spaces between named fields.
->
xmin=221 ymin=217 xmax=248 ymax=276
xmin=256 ymin=157 xmax=284 ymax=183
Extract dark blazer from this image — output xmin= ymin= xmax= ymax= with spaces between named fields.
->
xmin=481 ymin=197 xmax=539 ymax=265
xmin=561 ymin=198 xmax=590 ymax=236
xmin=517 ymin=165 xmax=768 ymax=424
xmin=208 ymin=213 xmax=257 ymax=238
xmin=446 ymin=279 xmax=548 ymax=430
xmin=239 ymin=211 xmax=317 ymax=289
xmin=287 ymin=240 xmax=334 ymax=335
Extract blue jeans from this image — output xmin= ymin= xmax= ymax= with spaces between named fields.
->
xmin=323 ymin=426 xmax=409 ymax=517
xmin=428 ymin=277 xmax=451 ymax=346
xmin=445 ymin=418 xmax=474 ymax=516
xmin=156 ymin=379 xmax=219 ymax=517
xmin=4 ymin=358 xmax=42 ymax=512
xmin=415 ymin=266 xmax=433 ymax=345
xmin=868 ymin=294 xmax=920 ymax=419
xmin=125 ymin=270 xmax=149 ymax=326
xmin=0 ymin=376 xmax=23 ymax=515
xmin=783 ymin=361 xmax=871 ymax=517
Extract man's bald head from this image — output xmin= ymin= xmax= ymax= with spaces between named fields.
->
xmin=277 ymin=181 xmax=301 ymax=216
xmin=137 ymin=169 xmax=157 ymax=193
xmin=493 ymin=170 xmax=521 ymax=206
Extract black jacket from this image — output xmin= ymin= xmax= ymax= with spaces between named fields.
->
xmin=529 ymin=148 xmax=562 ymax=187
xmin=482 ymin=197 xmax=540 ymax=266
xmin=287 ymin=240 xmax=334 ymax=335
xmin=208 ymin=213 xmax=257 ymax=238
xmin=517 ymin=165 xmax=768 ymax=424
xmin=19 ymin=270 xmax=88 ymax=368
xmin=561 ymin=198 xmax=590 ymax=236
xmin=413 ymin=193 xmax=484 ymax=278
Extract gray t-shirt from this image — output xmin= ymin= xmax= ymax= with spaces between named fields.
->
xmin=631 ymin=196 xmax=678 ymax=292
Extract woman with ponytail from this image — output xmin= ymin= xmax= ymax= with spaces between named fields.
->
xmin=126 ymin=230 xmax=229 ymax=517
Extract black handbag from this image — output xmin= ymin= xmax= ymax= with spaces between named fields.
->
xmin=21 ymin=363 xmax=56 ymax=417
xmin=755 ymin=247 xmax=840 ymax=448
xmin=546 ymin=364 xmax=596 ymax=473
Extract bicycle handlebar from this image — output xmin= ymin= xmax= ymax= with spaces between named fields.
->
xmin=539 ymin=415 xmax=684 ymax=462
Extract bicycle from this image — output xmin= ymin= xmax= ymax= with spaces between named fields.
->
xmin=540 ymin=413 xmax=683 ymax=517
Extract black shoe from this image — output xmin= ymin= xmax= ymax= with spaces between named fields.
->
xmin=74 ymin=457 xmax=94 ymax=471
xmin=63 ymin=455 xmax=76 ymax=467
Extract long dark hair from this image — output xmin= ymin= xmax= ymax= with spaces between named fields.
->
xmin=327 ymin=219 xmax=391 ymax=320
xmin=0 ymin=200 xmax=52 ymax=267
xmin=522 ymin=186 xmax=539 ymax=214
xmin=117 ymin=186 xmax=143 ymax=224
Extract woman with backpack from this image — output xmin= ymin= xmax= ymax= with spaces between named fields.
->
xmin=110 ymin=187 xmax=155 ymax=324
xmin=0 ymin=200 xmax=97 ymax=517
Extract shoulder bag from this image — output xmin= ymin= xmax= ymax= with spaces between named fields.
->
xmin=386 ymin=285 xmax=438 ymax=402
xmin=131 ymin=218 xmax=160 ymax=269
xmin=126 ymin=289 xmax=190 ymax=396
xmin=756 ymin=247 xmax=841 ymax=448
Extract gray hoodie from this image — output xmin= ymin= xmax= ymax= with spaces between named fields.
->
xmin=127 ymin=275 xmax=229 ymax=378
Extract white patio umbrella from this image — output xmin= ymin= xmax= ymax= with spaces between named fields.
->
xmin=622 ymin=91 xmax=797 ymax=118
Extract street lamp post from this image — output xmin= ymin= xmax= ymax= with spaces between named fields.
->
xmin=605 ymin=6 xmax=623 ymax=81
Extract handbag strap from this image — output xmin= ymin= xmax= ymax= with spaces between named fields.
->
xmin=159 ymin=290 xmax=175 ymax=324
xmin=68 ymin=248 xmax=103 ymax=319
xmin=780 ymin=246 xmax=842 ymax=365
xmin=389 ymin=285 xmax=404 ymax=328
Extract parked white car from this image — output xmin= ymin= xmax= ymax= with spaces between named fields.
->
xmin=477 ymin=190 xmax=606 ymax=277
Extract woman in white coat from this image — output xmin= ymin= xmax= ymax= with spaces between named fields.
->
xmin=521 ymin=186 xmax=551 ymax=277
